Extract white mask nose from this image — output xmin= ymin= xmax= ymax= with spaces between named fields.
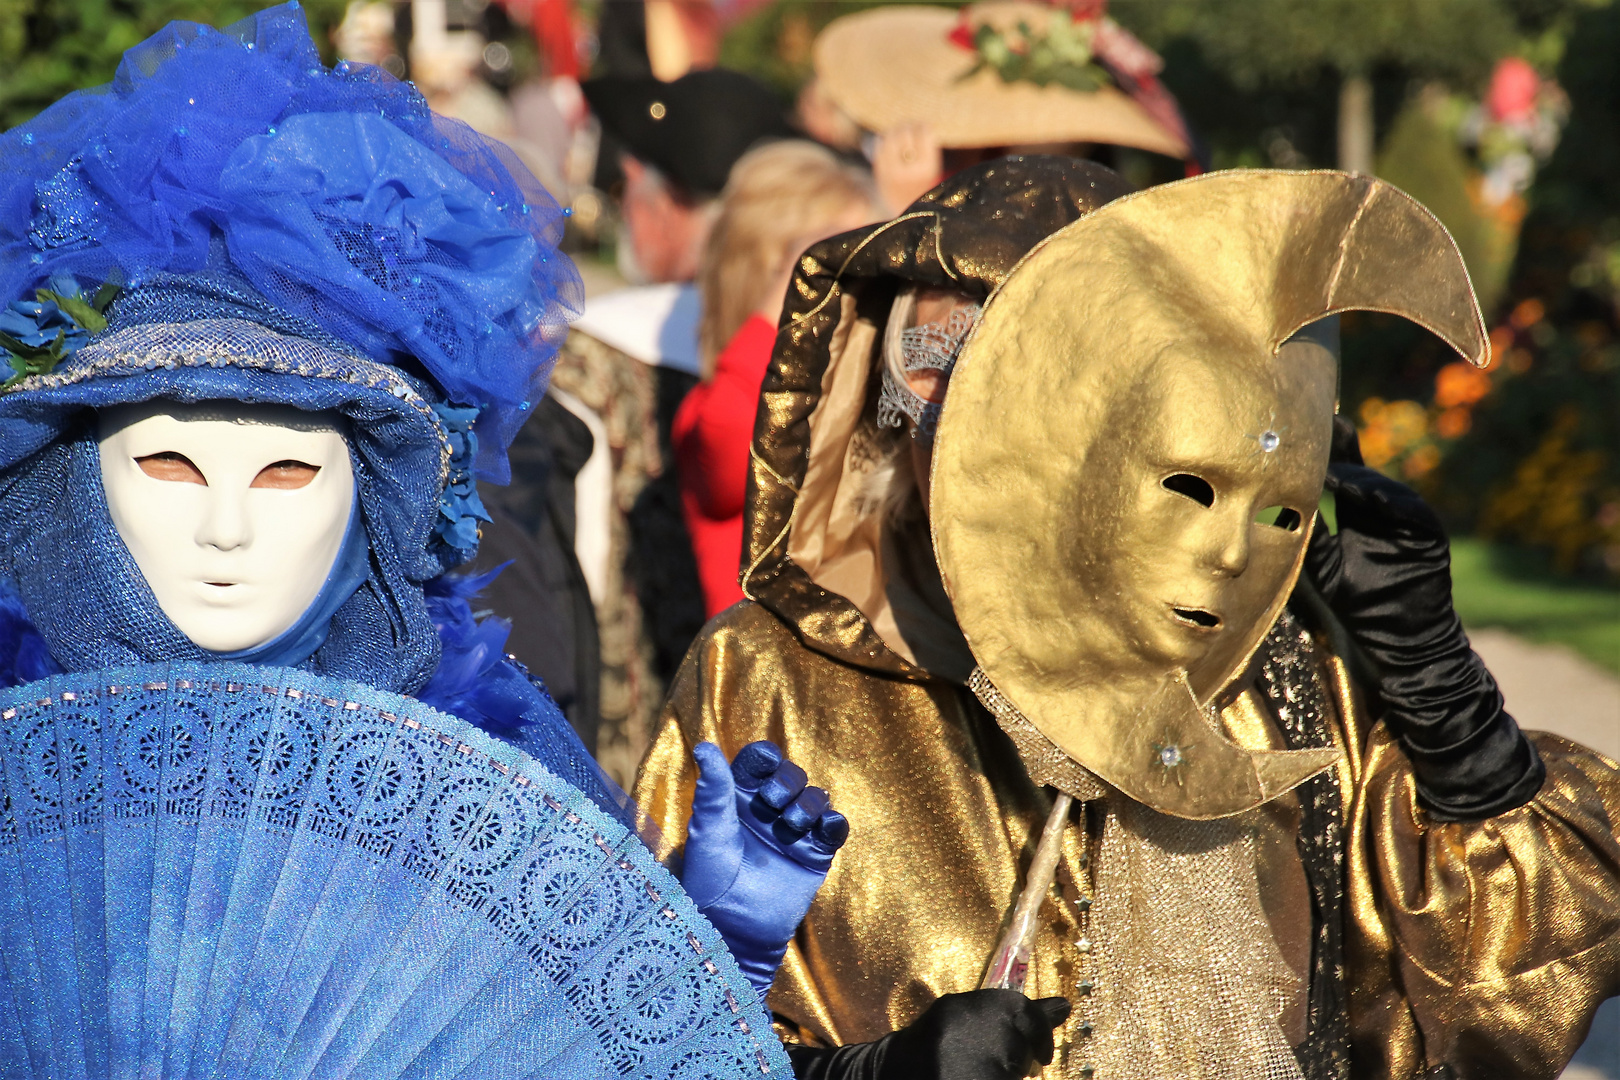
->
xmin=193 ymin=488 xmax=254 ymax=553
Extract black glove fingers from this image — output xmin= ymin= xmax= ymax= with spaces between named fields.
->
xmin=858 ymin=991 xmax=1077 ymax=1080
xmin=1329 ymin=414 xmax=1365 ymax=465
xmin=1327 ymin=466 xmax=1399 ymax=523
xmin=1013 ymin=996 xmax=1068 ymax=1066
xmin=1004 ymin=1006 xmax=1046 ymax=1070
xmin=1033 ymin=997 xmax=1071 ymax=1028
xmin=1323 ymin=467 xmax=1394 ymax=539
xmin=1327 ymin=464 xmax=1447 ymax=541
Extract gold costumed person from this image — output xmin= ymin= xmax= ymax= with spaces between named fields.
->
xmin=634 ymin=158 xmax=1620 ymax=1080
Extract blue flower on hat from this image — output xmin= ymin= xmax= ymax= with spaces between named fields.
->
xmin=432 ymin=401 xmax=493 ymax=560
xmin=0 ymin=297 xmax=84 ymax=352
xmin=0 ymin=274 xmax=117 ymax=386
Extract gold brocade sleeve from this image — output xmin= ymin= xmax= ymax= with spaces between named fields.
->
xmin=1348 ymin=726 xmax=1620 ymax=1080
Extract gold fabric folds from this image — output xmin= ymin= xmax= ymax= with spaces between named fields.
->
xmin=633 ymin=160 xmax=1620 ymax=1078
xmin=636 ymin=618 xmax=1620 ymax=1078
xmin=636 ymin=602 xmax=1060 ymax=1049
xmin=1349 ymin=728 xmax=1620 ymax=1080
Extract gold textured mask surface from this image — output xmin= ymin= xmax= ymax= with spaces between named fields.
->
xmin=932 ymin=169 xmax=1487 ymax=818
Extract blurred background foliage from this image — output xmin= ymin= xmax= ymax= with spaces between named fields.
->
xmin=0 ymin=0 xmax=350 ymax=129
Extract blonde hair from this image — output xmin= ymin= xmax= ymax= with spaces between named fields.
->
xmin=697 ymin=140 xmax=876 ymax=377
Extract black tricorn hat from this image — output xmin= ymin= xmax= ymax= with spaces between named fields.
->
xmin=583 ymin=68 xmax=792 ymax=198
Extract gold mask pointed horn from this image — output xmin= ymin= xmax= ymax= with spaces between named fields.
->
xmin=932 ymin=169 xmax=1485 ymax=819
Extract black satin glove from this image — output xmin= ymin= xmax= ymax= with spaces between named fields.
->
xmin=1304 ymin=418 xmax=1544 ymax=821
xmin=786 ymin=991 xmax=1071 ymax=1080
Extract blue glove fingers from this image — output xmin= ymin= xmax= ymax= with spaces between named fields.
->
xmin=730 ymin=740 xmax=784 ymax=788
xmin=691 ymin=742 xmax=738 ymax=822
xmin=814 ymin=810 xmax=849 ymax=850
xmin=757 ymin=759 xmax=808 ymax=811
xmin=780 ymin=807 xmax=849 ymax=874
xmin=777 ymin=785 xmax=829 ymax=836
xmin=683 ymin=742 xmax=741 ymax=910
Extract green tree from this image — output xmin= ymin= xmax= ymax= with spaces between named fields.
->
xmin=717 ymin=0 xmax=892 ymax=95
xmin=1114 ymin=0 xmax=1559 ymax=172
xmin=0 ymin=0 xmax=349 ymax=131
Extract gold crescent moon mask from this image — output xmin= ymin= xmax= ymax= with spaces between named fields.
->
xmin=931 ymin=169 xmax=1487 ymax=819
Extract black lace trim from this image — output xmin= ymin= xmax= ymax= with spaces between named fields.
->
xmin=1256 ymin=608 xmax=1352 ymax=1080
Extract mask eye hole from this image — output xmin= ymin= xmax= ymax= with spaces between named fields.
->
xmin=251 ymin=460 xmax=321 ymax=491
xmin=135 ymin=451 xmax=207 ymax=485
xmin=1254 ymin=506 xmax=1303 ymax=531
xmin=1162 ymin=473 xmax=1215 ymax=508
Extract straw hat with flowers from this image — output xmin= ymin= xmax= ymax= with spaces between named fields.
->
xmin=814 ymin=2 xmax=1190 ymax=157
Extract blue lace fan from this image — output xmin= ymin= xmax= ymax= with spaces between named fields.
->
xmin=0 ymin=664 xmax=789 ymax=1080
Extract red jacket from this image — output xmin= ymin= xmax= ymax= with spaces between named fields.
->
xmin=672 ymin=315 xmax=776 ymax=618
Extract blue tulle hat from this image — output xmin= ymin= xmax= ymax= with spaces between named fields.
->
xmin=0 ymin=0 xmax=580 ymax=483
xmin=0 ymin=3 xmax=585 ymax=701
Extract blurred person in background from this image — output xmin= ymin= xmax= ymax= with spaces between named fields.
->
xmin=809 ymin=2 xmax=1197 ymax=213
xmin=584 ymin=67 xmax=791 ymax=291
xmin=474 ymin=392 xmax=604 ymax=751
xmin=549 ymin=67 xmax=792 ymax=784
xmin=676 ymin=141 xmax=879 ymax=618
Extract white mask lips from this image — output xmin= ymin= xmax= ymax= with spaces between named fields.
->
xmin=98 ymin=401 xmax=357 ymax=654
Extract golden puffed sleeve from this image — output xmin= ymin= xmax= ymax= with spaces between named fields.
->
xmin=1348 ymin=726 xmax=1620 ymax=1080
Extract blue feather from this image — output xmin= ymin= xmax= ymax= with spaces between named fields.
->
xmin=418 ymin=565 xmax=549 ymax=738
xmin=415 ymin=567 xmax=633 ymax=828
xmin=0 ymin=581 xmax=61 ymax=689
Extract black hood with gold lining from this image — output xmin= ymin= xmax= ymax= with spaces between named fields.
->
xmin=739 ymin=156 xmax=1132 ymax=680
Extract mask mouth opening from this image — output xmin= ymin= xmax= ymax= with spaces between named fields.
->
xmin=1171 ymin=606 xmax=1222 ymax=630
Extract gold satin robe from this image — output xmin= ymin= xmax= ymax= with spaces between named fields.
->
xmin=636 ymin=600 xmax=1620 ymax=1079
xmin=633 ymin=160 xmax=1620 ymax=1080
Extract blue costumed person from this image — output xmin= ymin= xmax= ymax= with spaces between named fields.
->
xmin=0 ymin=5 xmax=843 ymax=1078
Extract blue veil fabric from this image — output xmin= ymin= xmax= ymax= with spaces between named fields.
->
xmin=0 ymin=4 xmax=630 ymax=824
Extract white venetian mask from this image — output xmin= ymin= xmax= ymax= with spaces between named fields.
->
xmin=97 ymin=401 xmax=356 ymax=653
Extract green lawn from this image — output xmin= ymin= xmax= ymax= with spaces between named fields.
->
xmin=1450 ymin=538 xmax=1620 ymax=675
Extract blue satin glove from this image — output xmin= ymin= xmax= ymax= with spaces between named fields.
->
xmin=681 ymin=741 xmax=850 ymax=1000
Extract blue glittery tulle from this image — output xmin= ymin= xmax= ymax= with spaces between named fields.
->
xmin=0 ymin=665 xmax=790 ymax=1080
xmin=0 ymin=1 xmax=581 ymax=480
